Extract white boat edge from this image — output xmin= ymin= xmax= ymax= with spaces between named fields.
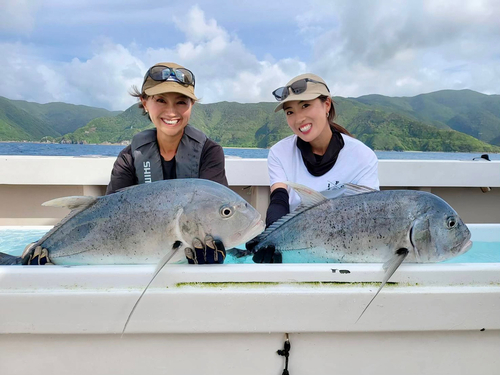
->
xmin=0 ymin=157 xmax=499 ymax=374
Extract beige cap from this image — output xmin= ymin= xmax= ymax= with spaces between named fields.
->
xmin=142 ymin=62 xmax=198 ymax=101
xmin=274 ymin=73 xmax=330 ymax=112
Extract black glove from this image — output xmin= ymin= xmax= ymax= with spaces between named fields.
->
xmin=245 ymin=239 xmax=282 ymax=263
xmin=22 ymin=245 xmax=54 ymax=265
xmin=185 ymin=235 xmax=226 ymax=264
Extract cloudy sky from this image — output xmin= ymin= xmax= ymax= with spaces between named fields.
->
xmin=1 ymin=0 xmax=499 ymax=111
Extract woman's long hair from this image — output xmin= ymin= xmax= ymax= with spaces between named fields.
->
xmin=318 ymin=95 xmax=353 ymax=137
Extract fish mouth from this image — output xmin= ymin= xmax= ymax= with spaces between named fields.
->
xmin=229 ymin=218 xmax=265 ymax=247
xmin=247 ymin=218 xmax=265 ymax=239
xmin=458 ymin=239 xmax=473 ymax=255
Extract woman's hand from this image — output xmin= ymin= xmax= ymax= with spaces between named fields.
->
xmin=22 ymin=245 xmax=54 ymax=265
xmin=245 ymin=238 xmax=282 ymax=263
xmin=185 ymin=235 xmax=226 ymax=264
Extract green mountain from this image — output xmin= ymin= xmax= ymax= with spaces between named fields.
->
xmin=60 ymin=101 xmax=291 ymax=148
xmin=348 ymin=110 xmax=498 ymax=152
xmin=0 ymin=96 xmax=60 ymax=141
xmin=9 ymin=99 xmax=120 ymax=135
xmin=62 ymin=97 xmax=500 ymax=152
xmin=60 ymin=105 xmax=151 ymax=144
xmin=352 ymin=90 xmax=500 ymax=144
xmin=1 ymin=90 xmax=500 ymax=153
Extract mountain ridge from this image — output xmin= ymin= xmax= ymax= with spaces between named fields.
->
xmin=1 ymin=90 xmax=500 ymax=152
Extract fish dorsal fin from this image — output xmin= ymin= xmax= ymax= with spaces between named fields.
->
xmin=320 ymin=183 xmax=377 ymax=200
xmin=42 ymin=196 xmax=97 ymax=210
xmin=285 ymin=181 xmax=327 ymax=206
xmin=26 ymin=196 xmax=100 ymax=256
xmin=253 ymin=182 xmax=327 ymax=243
xmin=253 ymin=197 xmax=325 ymax=243
xmin=342 ymin=183 xmax=377 ymax=195
xmin=356 ymin=248 xmax=409 ymax=323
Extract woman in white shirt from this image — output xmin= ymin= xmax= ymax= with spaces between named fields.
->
xmin=250 ymin=73 xmax=379 ymax=263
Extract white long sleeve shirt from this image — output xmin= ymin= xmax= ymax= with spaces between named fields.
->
xmin=268 ymin=133 xmax=380 ymax=211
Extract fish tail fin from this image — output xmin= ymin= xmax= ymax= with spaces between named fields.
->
xmin=0 ymin=252 xmax=23 ymax=265
xmin=356 ymin=248 xmax=409 ymax=323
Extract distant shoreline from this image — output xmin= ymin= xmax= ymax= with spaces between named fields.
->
xmin=1 ymin=141 xmax=499 ymax=156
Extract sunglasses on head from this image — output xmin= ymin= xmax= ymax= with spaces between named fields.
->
xmin=272 ymin=78 xmax=329 ymax=101
xmin=143 ymin=65 xmax=196 ymax=87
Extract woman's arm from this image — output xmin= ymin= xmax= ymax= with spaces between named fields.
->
xmin=354 ymin=151 xmax=380 ymax=190
xmin=105 ymin=146 xmax=137 ymax=195
xmin=266 ymin=148 xmax=291 ymax=226
xmin=199 ymin=140 xmax=228 ymax=187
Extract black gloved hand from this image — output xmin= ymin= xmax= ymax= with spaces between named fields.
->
xmin=245 ymin=239 xmax=282 ymax=263
xmin=185 ymin=235 xmax=226 ymax=264
xmin=22 ymin=245 xmax=54 ymax=265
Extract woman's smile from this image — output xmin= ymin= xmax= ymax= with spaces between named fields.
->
xmin=161 ymin=118 xmax=180 ymax=126
xmin=299 ymin=123 xmax=312 ymax=134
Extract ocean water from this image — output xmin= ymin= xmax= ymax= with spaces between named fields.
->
xmin=1 ymin=142 xmax=499 ymax=160
xmin=1 ymin=227 xmax=499 ymax=264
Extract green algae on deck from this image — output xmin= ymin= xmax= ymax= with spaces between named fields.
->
xmin=175 ymin=281 xmax=401 ymax=288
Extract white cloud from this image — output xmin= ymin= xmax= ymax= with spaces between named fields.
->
xmin=294 ymin=0 xmax=500 ymax=97
xmin=0 ymin=1 xmax=499 ymax=109
xmin=0 ymin=6 xmax=307 ymax=109
xmin=0 ymin=40 xmax=145 ymax=110
xmin=0 ymin=0 xmax=40 ymax=34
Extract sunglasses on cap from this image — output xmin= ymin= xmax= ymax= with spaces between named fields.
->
xmin=272 ymin=78 xmax=330 ymax=101
xmin=143 ymin=65 xmax=196 ymax=87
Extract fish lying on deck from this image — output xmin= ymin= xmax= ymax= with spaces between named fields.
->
xmin=0 ymin=179 xmax=265 ymax=334
xmin=235 ymin=182 xmax=472 ymax=320
xmin=0 ymin=179 xmax=265 ymax=266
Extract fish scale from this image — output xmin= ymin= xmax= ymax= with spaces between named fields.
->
xmin=253 ymin=189 xmax=471 ymax=264
xmin=0 ymin=179 xmax=265 ymax=266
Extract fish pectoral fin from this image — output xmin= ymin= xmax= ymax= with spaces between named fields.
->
xmin=122 ymin=242 xmax=183 ymax=336
xmin=356 ymin=248 xmax=409 ymax=323
xmin=42 ymin=196 xmax=98 ymax=210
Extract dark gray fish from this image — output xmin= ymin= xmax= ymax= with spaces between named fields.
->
xmin=236 ymin=182 xmax=472 ymax=320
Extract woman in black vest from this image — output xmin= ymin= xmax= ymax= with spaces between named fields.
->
xmin=106 ymin=62 xmax=228 ymax=264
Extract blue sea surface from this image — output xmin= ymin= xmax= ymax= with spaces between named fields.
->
xmin=1 ymin=142 xmax=499 ymax=160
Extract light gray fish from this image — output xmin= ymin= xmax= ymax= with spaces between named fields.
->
xmin=0 ymin=178 xmax=264 ymax=266
xmin=0 ymin=178 xmax=265 ymax=334
xmin=236 ymin=182 xmax=472 ymax=321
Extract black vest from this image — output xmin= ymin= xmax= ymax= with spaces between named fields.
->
xmin=131 ymin=125 xmax=207 ymax=184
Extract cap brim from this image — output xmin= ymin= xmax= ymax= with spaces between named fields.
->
xmin=274 ymin=92 xmax=323 ymax=112
xmin=144 ymin=81 xmax=198 ymax=101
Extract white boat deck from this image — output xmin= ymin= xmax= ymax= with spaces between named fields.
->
xmin=0 ymin=157 xmax=499 ymax=374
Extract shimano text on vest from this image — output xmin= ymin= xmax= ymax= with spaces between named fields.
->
xmin=143 ymin=161 xmax=152 ymax=183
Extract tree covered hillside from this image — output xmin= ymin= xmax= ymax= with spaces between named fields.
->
xmin=1 ymin=90 xmax=500 ymax=153
xmin=352 ymin=90 xmax=500 ymax=145
xmin=0 ymin=96 xmax=60 ymax=141
xmin=9 ymin=99 xmax=120 ymax=136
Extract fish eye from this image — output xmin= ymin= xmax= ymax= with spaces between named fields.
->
xmin=220 ymin=205 xmax=234 ymax=218
xmin=447 ymin=217 xmax=457 ymax=229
